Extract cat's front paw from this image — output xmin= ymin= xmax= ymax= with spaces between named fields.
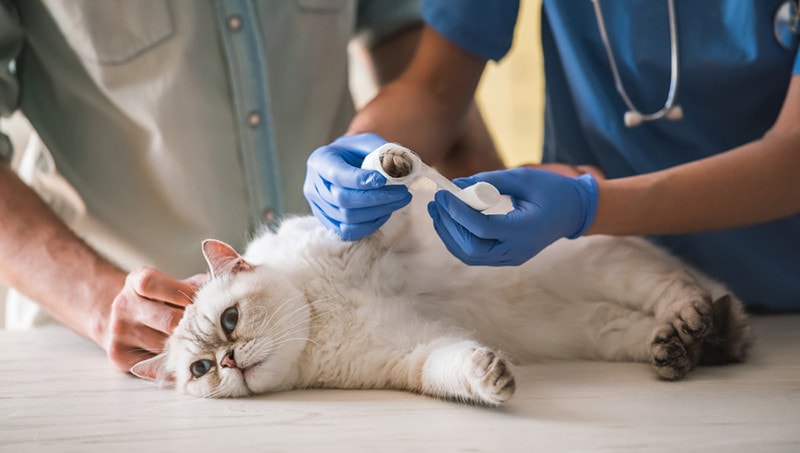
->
xmin=649 ymin=324 xmax=701 ymax=380
xmin=469 ymin=348 xmax=515 ymax=405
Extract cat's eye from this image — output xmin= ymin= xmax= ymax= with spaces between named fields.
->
xmin=221 ymin=306 xmax=239 ymax=335
xmin=190 ymin=359 xmax=213 ymax=378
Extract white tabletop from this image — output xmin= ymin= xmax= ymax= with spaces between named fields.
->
xmin=1 ymin=315 xmax=799 ymax=452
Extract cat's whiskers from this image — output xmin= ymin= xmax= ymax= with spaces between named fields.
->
xmin=257 ymin=309 xmax=324 ymax=350
xmin=256 ymin=293 xmax=310 ymax=331
xmin=263 ymin=336 xmax=317 ymax=353
xmin=241 ymin=311 xmax=323 ymax=364
xmin=246 ymin=305 xmax=270 ymax=327
xmin=262 ymin=296 xmax=332 ymax=336
xmin=252 ymin=295 xmax=328 ymax=342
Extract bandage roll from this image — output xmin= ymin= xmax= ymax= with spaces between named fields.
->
xmin=455 ymin=182 xmax=502 ymax=211
xmin=361 ymin=143 xmax=501 ymax=212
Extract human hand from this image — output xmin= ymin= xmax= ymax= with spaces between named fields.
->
xmin=427 ymin=167 xmax=598 ymax=266
xmin=105 ymin=267 xmax=206 ymax=374
xmin=304 ymin=133 xmax=412 ymax=241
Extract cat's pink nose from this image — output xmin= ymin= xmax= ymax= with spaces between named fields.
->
xmin=220 ymin=351 xmax=237 ymax=369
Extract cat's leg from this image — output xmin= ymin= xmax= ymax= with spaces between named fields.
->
xmin=605 ymin=268 xmax=743 ymax=380
xmin=549 ymin=237 xmax=751 ymax=379
xmin=405 ymin=338 xmax=515 ymax=405
xmin=635 ymin=271 xmax=752 ymax=379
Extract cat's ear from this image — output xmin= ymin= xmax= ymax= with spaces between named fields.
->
xmin=130 ymin=354 xmax=174 ymax=385
xmin=202 ymin=239 xmax=254 ymax=278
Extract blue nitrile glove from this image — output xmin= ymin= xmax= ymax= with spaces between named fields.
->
xmin=426 ymin=167 xmax=598 ymax=266
xmin=304 ymin=133 xmax=412 ymax=240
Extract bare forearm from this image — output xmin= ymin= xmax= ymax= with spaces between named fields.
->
xmin=589 ymin=134 xmax=800 ymax=235
xmin=436 ymin=102 xmax=506 ymax=178
xmin=590 ymin=75 xmax=800 ymax=236
xmin=0 ymin=164 xmax=124 ymax=343
xmin=349 ymin=26 xmax=489 ymax=170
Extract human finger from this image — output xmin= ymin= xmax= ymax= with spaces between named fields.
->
xmin=433 ymin=190 xmax=502 ymax=240
xmin=338 ymin=214 xmax=392 ymax=241
xmin=307 ymin=146 xmax=385 ymax=190
xmin=126 ymin=266 xmax=197 ymax=307
xmin=427 ymin=200 xmax=495 ymax=265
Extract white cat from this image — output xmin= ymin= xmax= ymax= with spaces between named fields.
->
xmin=133 ymin=186 xmax=753 ymax=405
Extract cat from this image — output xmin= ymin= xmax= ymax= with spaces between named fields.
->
xmin=132 ymin=183 xmax=753 ymax=405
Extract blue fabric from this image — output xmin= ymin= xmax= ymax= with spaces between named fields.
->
xmin=424 ymin=0 xmax=800 ymax=312
xmin=422 ymin=0 xmax=519 ymax=61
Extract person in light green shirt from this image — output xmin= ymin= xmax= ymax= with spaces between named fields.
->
xmin=0 ymin=1 xmax=503 ymax=374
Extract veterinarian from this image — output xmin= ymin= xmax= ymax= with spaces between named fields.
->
xmin=0 ymin=1 xmax=502 ymax=373
xmin=304 ymin=0 xmax=800 ymax=313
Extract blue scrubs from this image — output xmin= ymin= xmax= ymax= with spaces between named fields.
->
xmin=423 ymin=0 xmax=800 ymax=312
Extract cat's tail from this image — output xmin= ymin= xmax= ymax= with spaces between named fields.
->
xmin=699 ymin=294 xmax=754 ymax=365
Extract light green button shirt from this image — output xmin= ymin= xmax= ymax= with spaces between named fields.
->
xmin=0 ymin=0 xmax=421 ymax=279
xmin=0 ymin=0 xmax=420 ymax=328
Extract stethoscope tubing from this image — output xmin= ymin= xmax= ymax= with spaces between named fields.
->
xmin=591 ymin=0 xmax=800 ymax=128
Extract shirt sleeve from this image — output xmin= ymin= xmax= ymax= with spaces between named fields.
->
xmin=356 ymin=0 xmax=423 ymax=47
xmin=793 ymin=46 xmax=800 ymax=74
xmin=0 ymin=2 xmax=23 ymax=118
xmin=422 ymin=0 xmax=519 ymax=61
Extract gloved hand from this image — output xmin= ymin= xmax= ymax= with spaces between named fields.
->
xmin=304 ymin=133 xmax=412 ymax=240
xmin=426 ymin=167 xmax=598 ymax=266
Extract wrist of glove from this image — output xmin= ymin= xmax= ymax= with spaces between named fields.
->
xmin=303 ymin=133 xmax=412 ymax=241
xmin=426 ymin=167 xmax=598 ymax=266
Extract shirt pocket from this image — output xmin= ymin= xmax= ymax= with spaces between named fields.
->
xmin=296 ymin=0 xmax=348 ymax=13
xmin=42 ymin=0 xmax=174 ymax=65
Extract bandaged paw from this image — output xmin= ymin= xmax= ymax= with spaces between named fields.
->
xmin=361 ymin=143 xmax=502 ymax=212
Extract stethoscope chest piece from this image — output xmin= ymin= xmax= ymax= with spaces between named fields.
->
xmin=775 ymin=0 xmax=800 ymax=50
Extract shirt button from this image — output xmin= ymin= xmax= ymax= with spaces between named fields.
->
xmin=247 ymin=111 xmax=262 ymax=128
xmin=227 ymin=15 xmax=243 ymax=31
xmin=262 ymin=208 xmax=275 ymax=224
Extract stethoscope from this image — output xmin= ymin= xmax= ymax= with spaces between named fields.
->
xmin=775 ymin=0 xmax=800 ymax=50
xmin=591 ymin=0 xmax=800 ymax=128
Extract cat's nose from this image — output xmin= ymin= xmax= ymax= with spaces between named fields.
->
xmin=220 ymin=351 xmax=237 ymax=369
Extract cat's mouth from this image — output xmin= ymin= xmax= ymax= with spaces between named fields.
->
xmin=237 ymin=362 xmax=263 ymax=393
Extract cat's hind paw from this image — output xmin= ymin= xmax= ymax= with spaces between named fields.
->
xmin=469 ymin=348 xmax=516 ymax=405
xmin=649 ymin=324 xmax=701 ymax=380
xmin=669 ymin=295 xmax=714 ymax=346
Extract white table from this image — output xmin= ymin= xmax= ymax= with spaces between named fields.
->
xmin=1 ymin=315 xmax=799 ymax=452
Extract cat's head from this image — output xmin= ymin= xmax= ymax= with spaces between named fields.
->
xmin=131 ymin=239 xmax=310 ymax=398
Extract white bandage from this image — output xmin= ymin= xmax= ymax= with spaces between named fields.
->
xmin=361 ymin=143 xmax=501 ymax=212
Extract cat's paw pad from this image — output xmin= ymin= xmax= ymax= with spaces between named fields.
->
xmin=650 ymin=324 xmax=699 ymax=380
xmin=670 ymin=296 xmax=713 ymax=346
xmin=469 ymin=348 xmax=515 ymax=405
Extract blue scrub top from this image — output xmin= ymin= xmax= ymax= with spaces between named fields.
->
xmin=423 ymin=0 xmax=800 ymax=312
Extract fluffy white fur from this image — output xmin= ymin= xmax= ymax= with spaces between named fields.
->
xmin=133 ymin=187 xmax=753 ymax=405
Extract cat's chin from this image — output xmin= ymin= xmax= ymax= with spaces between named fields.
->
xmin=238 ymin=361 xmax=294 ymax=396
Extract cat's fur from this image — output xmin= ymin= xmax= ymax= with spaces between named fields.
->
xmin=133 ymin=186 xmax=753 ymax=405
